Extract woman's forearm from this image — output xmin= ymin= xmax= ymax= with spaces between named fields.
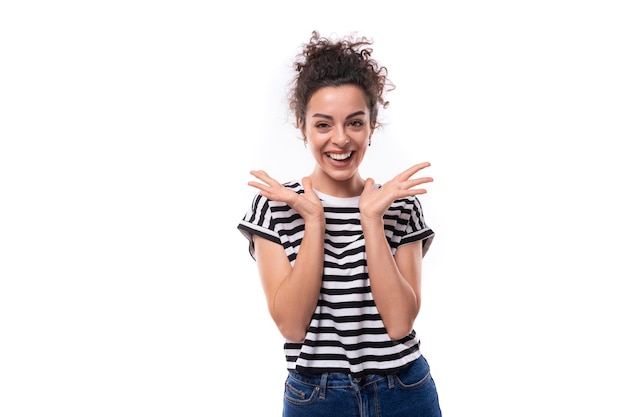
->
xmin=361 ymin=218 xmax=419 ymax=340
xmin=271 ymin=220 xmax=325 ymax=342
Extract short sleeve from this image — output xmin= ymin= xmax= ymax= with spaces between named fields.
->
xmin=398 ymin=196 xmax=435 ymax=256
xmin=237 ymin=193 xmax=282 ymax=260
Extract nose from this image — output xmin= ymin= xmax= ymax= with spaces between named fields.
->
xmin=334 ymin=127 xmax=350 ymax=146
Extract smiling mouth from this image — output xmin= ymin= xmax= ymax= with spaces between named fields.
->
xmin=326 ymin=152 xmax=353 ymax=161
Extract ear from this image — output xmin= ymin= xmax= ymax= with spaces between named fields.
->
xmin=297 ymin=118 xmax=306 ymax=137
xmin=370 ymin=119 xmax=377 ymax=133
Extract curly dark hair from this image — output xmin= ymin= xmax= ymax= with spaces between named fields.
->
xmin=289 ymin=31 xmax=394 ymax=130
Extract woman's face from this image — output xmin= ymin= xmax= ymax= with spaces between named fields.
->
xmin=302 ymin=85 xmax=374 ymax=197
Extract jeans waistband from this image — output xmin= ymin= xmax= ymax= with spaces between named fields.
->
xmin=288 ymin=370 xmax=396 ymax=399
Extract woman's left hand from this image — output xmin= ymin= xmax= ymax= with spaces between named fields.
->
xmin=359 ymin=162 xmax=433 ymax=222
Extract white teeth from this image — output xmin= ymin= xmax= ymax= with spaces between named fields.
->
xmin=327 ymin=152 xmax=352 ymax=161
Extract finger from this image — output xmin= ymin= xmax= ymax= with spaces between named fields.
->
xmin=247 ymin=181 xmax=273 ymax=193
xmin=397 ymin=187 xmax=429 ymax=198
xmin=249 ymin=170 xmax=266 ymax=181
xmin=363 ymin=177 xmax=376 ymax=190
xmin=249 ymin=169 xmax=267 ymax=177
xmin=404 ymin=176 xmax=433 ymax=189
xmin=250 ymin=170 xmax=279 ymax=185
xmin=301 ymin=176 xmax=313 ymax=193
xmin=395 ymin=162 xmax=431 ymax=181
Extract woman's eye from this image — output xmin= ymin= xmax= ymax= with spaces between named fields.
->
xmin=316 ymin=123 xmax=330 ymax=129
xmin=349 ymin=120 xmax=363 ymax=127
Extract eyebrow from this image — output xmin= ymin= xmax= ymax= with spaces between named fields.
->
xmin=311 ymin=110 xmax=366 ymax=120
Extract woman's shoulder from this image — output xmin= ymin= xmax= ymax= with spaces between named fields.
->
xmin=247 ymin=180 xmax=303 ymax=209
xmin=391 ymin=194 xmax=424 ymax=208
xmin=282 ymin=180 xmax=303 ymax=192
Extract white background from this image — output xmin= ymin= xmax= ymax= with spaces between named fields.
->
xmin=1 ymin=1 xmax=625 ymax=416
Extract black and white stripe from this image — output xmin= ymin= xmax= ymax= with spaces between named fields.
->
xmin=238 ymin=182 xmax=434 ymax=377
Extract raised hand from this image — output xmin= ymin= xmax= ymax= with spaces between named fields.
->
xmin=359 ymin=162 xmax=433 ymax=222
xmin=248 ymin=170 xmax=325 ymax=223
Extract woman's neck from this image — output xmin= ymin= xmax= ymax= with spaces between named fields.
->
xmin=308 ymin=170 xmax=365 ymax=198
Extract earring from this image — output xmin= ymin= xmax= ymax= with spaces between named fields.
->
xmin=368 ymin=138 xmax=372 ymax=147
xmin=303 ymin=137 xmax=307 ymax=148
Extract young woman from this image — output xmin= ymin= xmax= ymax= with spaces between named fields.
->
xmin=238 ymin=31 xmax=442 ymax=417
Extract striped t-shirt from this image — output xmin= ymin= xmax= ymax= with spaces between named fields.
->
xmin=237 ymin=181 xmax=434 ymax=377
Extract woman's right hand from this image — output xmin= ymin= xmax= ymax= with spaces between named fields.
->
xmin=248 ymin=170 xmax=325 ymax=223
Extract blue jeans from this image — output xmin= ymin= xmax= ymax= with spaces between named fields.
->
xmin=283 ymin=355 xmax=442 ymax=417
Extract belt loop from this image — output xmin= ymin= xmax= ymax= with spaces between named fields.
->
xmin=387 ymin=373 xmax=395 ymax=389
xmin=319 ymin=373 xmax=328 ymax=400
